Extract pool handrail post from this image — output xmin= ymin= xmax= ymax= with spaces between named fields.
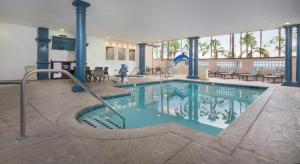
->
xmin=18 ymin=69 xmax=126 ymax=140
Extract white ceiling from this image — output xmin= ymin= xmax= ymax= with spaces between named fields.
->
xmin=0 ymin=0 xmax=300 ymax=43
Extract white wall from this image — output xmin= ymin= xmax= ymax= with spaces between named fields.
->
xmin=87 ymin=36 xmax=139 ymax=75
xmin=0 ymin=23 xmax=36 ymax=80
xmin=0 ymin=22 xmax=139 ymax=80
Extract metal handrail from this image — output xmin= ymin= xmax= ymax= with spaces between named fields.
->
xmin=18 ymin=69 xmax=126 ymax=140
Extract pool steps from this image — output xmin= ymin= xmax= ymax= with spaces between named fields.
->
xmin=81 ymin=117 xmax=122 ymax=129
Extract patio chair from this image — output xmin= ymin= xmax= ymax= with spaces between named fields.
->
xmin=104 ymin=67 xmax=109 ymax=80
xmin=155 ymin=66 xmax=162 ymax=75
xmin=86 ymin=66 xmax=94 ymax=82
xmin=218 ymin=67 xmax=238 ymax=79
xmin=238 ymin=68 xmax=262 ymax=81
xmin=93 ymin=67 xmax=104 ymax=82
xmin=263 ymin=67 xmax=284 ymax=83
xmin=208 ymin=66 xmax=221 ymax=77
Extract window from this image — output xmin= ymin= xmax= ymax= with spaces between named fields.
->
xmin=129 ymin=49 xmax=135 ymax=61
xmin=152 ymin=42 xmax=161 ymax=59
xmin=106 ymin=47 xmax=114 ymax=60
xmin=199 ymin=37 xmax=212 ymax=59
xmin=118 ymin=48 xmax=126 ymax=60
xmin=263 ymin=29 xmax=279 ymax=57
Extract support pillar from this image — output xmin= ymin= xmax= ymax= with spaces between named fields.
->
xmin=72 ymin=0 xmax=90 ymax=92
xmin=296 ymin=25 xmax=300 ymax=84
xmin=187 ymin=37 xmax=194 ymax=79
xmin=35 ymin=27 xmax=50 ymax=80
xmin=139 ymin=43 xmax=146 ymax=74
xmin=282 ymin=25 xmax=293 ymax=86
xmin=193 ymin=37 xmax=200 ymax=79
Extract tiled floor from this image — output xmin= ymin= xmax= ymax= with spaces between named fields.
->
xmin=0 ymin=76 xmax=299 ymax=164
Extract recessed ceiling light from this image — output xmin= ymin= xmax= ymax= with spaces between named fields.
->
xmin=284 ymin=22 xmax=291 ymax=25
xmin=59 ymin=28 xmax=64 ymax=32
xmin=106 ymin=36 xmax=110 ymax=39
xmin=158 ymin=40 xmax=161 ymax=42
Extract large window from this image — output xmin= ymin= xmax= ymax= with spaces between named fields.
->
xmin=152 ymin=28 xmax=290 ymax=60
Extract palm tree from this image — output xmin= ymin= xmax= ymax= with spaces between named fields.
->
xmin=231 ymin=33 xmax=235 ymax=58
xmin=210 ymin=37 xmax=213 ymax=58
xmin=168 ymin=40 xmax=179 ymax=58
xmin=239 ymin=33 xmax=243 ymax=58
xmin=259 ymin=30 xmax=263 ymax=57
xmin=199 ymin=42 xmax=210 ymax=57
xmin=211 ymin=39 xmax=226 ymax=58
xmin=268 ymin=32 xmax=285 ymax=57
xmin=242 ymin=32 xmax=257 ymax=58
xmin=160 ymin=41 xmax=164 ymax=61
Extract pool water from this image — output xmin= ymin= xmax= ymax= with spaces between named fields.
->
xmin=77 ymin=80 xmax=266 ymax=136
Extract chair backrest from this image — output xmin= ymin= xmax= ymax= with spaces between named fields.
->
xmin=104 ymin=67 xmax=108 ymax=72
xmin=228 ymin=67 xmax=237 ymax=74
xmin=94 ymin=67 xmax=104 ymax=76
xmin=86 ymin=66 xmax=91 ymax=71
xmin=273 ymin=67 xmax=284 ymax=76
xmin=95 ymin=67 xmax=103 ymax=71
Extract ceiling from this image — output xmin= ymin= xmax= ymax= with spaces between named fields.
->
xmin=0 ymin=0 xmax=300 ymax=43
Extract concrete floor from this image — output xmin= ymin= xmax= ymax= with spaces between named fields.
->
xmin=0 ymin=76 xmax=299 ymax=164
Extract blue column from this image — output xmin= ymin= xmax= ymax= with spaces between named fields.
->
xmin=139 ymin=43 xmax=146 ymax=74
xmin=193 ymin=37 xmax=200 ymax=79
xmin=187 ymin=37 xmax=194 ymax=79
xmin=283 ymin=25 xmax=293 ymax=86
xmin=35 ymin=27 xmax=50 ymax=80
xmin=72 ymin=0 xmax=90 ymax=92
xmin=296 ymin=25 xmax=300 ymax=84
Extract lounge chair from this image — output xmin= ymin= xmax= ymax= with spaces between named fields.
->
xmin=93 ymin=67 xmax=105 ymax=82
xmin=218 ymin=67 xmax=238 ymax=79
xmin=238 ymin=68 xmax=261 ymax=81
xmin=208 ymin=66 xmax=221 ymax=77
xmin=263 ymin=67 xmax=284 ymax=83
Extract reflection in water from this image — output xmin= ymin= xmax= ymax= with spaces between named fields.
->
xmin=82 ymin=81 xmax=265 ymax=136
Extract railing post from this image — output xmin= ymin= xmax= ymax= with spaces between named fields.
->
xmin=17 ymin=69 xmax=126 ymax=140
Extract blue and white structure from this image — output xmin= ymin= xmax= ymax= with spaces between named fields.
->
xmin=72 ymin=0 xmax=90 ymax=92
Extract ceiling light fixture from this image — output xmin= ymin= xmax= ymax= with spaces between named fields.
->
xmin=106 ymin=36 xmax=110 ymax=39
xmin=284 ymin=22 xmax=291 ymax=25
xmin=59 ymin=28 xmax=64 ymax=32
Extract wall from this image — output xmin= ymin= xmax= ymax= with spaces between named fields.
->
xmin=0 ymin=22 xmax=139 ymax=80
xmin=0 ymin=23 xmax=36 ymax=80
xmin=87 ymin=36 xmax=139 ymax=75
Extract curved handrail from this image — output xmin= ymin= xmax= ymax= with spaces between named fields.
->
xmin=18 ymin=69 xmax=126 ymax=140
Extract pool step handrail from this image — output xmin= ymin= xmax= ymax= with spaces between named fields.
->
xmin=18 ymin=69 xmax=126 ymax=140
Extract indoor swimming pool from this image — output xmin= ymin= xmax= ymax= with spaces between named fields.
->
xmin=77 ymin=80 xmax=266 ymax=136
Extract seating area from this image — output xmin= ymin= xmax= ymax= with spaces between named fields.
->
xmin=211 ymin=65 xmax=285 ymax=83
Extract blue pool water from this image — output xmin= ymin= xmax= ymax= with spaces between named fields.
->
xmin=77 ymin=80 xmax=266 ymax=136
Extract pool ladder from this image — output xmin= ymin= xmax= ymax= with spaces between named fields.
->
xmin=18 ymin=69 xmax=126 ymax=140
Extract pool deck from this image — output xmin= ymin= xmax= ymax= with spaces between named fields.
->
xmin=0 ymin=76 xmax=299 ymax=164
